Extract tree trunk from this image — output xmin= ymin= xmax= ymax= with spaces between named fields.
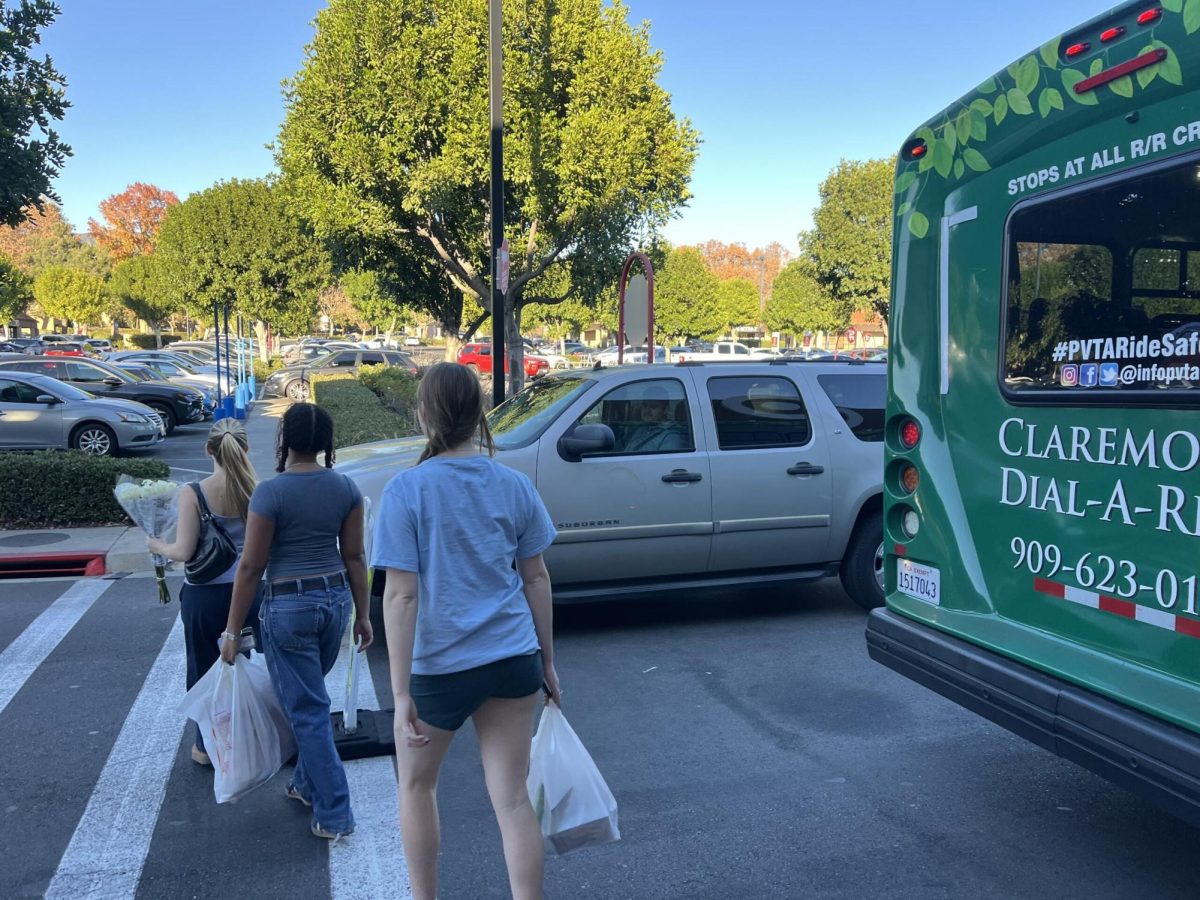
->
xmin=383 ymin=315 xmax=396 ymax=349
xmin=254 ymin=320 xmax=270 ymax=363
xmin=153 ymin=323 xmax=162 ymax=349
xmin=505 ymin=295 xmax=525 ymax=396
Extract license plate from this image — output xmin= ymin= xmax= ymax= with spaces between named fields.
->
xmin=896 ymin=559 xmax=940 ymax=605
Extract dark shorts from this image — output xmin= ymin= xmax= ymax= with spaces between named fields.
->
xmin=411 ymin=651 xmax=543 ymax=731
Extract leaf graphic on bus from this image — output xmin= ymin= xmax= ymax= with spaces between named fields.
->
xmin=897 ymin=201 xmax=913 ymax=216
xmin=1184 ymin=0 xmax=1200 ymax=34
xmin=1141 ymin=41 xmax=1184 ymax=86
xmin=1006 ymin=88 xmax=1034 ymax=115
xmin=994 ymin=93 xmax=1010 ymax=124
xmin=1039 ymin=38 xmax=1061 ymax=68
xmin=970 ymin=98 xmax=993 ymax=116
xmin=931 ymin=138 xmax=954 ymax=178
xmin=941 ymin=122 xmax=957 ymax=154
xmin=962 ymin=148 xmax=991 ymax=172
xmin=955 ymin=109 xmax=973 ymax=146
xmin=976 ymin=76 xmax=998 ymax=94
xmin=970 ymin=110 xmax=988 ymax=142
xmin=895 ymin=171 xmax=917 ymax=194
xmin=953 ymin=159 xmax=965 ymax=180
xmin=1016 ymin=56 xmax=1040 ymax=95
xmin=1162 ymin=0 xmax=1181 ymax=11
xmin=1062 ymin=69 xmax=1099 ymax=105
xmin=1108 ymin=75 xmax=1134 ymax=98
xmin=1089 ymin=58 xmax=1104 ymax=77
xmin=907 ymin=212 xmax=929 ymax=239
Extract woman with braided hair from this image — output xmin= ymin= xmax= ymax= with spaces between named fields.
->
xmin=372 ymin=362 xmax=559 ymax=900
xmin=222 ymin=402 xmax=372 ymax=841
xmin=151 ymin=418 xmax=264 ymax=767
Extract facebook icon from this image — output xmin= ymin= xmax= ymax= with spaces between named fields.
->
xmin=1079 ymin=363 xmax=1099 ymax=388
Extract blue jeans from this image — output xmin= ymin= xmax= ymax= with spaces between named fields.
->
xmin=260 ymin=583 xmax=354 ymax=833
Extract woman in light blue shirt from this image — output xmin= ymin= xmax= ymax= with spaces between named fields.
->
xmin=373 ymin=363 xmax=559 ymax=900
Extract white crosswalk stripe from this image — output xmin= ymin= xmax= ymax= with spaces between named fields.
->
xmin=0 ymin=578 xmax=114 ymax=717
xmin=46 ymin=616 xmax=186 ymax=900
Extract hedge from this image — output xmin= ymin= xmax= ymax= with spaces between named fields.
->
xmin=0 ymin=452 xmax=171 ymax=529
xmin=125 ymin=333 xmax=182 ymax=349
xmin=310 ymin=375 xmax=420 ymax=449
xmin=359 ymin=365 xmax=419 ymax=433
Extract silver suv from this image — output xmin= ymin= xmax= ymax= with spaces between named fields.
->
xmin=339 ymin=360 xmax=885 ymax=609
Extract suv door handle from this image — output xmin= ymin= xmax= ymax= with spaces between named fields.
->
xmin=662 ymin=469 xmax=703 ymax=484
xmin=787 ymin=462 xmax=824 ymax=476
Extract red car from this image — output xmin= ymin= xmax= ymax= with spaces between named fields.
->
xmin=457 ymin=342 xmax=549 ymax=378
xmin=44 ymin=342 xmax=86 ymax=357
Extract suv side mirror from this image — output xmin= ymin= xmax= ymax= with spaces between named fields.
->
xmin=36 ymin=393 xmax=59 ymax=405
xmin=103 ymin=375 xmax=123 ymax=386
xmin=558 ymin=423 xmax=615 ymax=462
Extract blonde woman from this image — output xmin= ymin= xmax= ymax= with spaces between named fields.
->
xmin=149 ymin=418 xmax=263 ymax=766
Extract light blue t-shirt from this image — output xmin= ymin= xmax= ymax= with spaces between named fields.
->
xmin=370 ymin=455 xmax=556 ymax=675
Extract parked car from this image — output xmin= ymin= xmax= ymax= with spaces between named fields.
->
xmin=115 ymin=363 xmax=218 ymax=416
xmin=0 ymin=342 xmax=24 ymax=354
xmin=161 ymin=342 xmax=219 ymax=362
xmin=281 ymin=344 xmax=334 ymax=364
xmin=6 ymin=338 xmax=46 ymax=355
xmin=107 ymin=350 xmax=234 ymax=394
xmin=592 ymin=344 xmax=668 ymax=366
xmin=458 ymin=342 xmax=550 ymax=379
xmin=403 ymin=336 xmax=422 ymax=347
xmin=260 ymin=349 xmax=419 ymax=401
xmin=38 ymin=334 xmax=72 ymax=345
xmin=837 ymin=347 xmax=888 ymax=361
xmin=0 ymin=370 xmax=164 ymax=456
xmin=337 ymin=359 xmax=886 ymax=608
xmin=784 ymin=348 xmax=836 ymax=361
xmin=83 ymin=338 xmax=114 ymax=353
xmin=44 ymin=342 xmax=86 ymax=357
xmin=0 ymin=355 xmax=205 ymax=433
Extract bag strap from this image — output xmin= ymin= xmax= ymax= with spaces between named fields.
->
xmin=189 ymin=481 xmax=214 ymax=523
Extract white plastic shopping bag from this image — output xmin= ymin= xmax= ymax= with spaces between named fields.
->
xmin=178 ymin=652 xmax=296 ymax=804
xmin=526 ymin=703 xmax=620 ymax=855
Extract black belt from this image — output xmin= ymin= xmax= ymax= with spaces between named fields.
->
xmin=267 ymin=571 xmax=348 ymax=597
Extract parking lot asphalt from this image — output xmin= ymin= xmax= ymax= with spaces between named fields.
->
xmin=2 ymin=574 xmax=1196 ymax=900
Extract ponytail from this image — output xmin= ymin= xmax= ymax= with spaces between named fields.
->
xmin=207 ymin=419 xmax=257 ymax=520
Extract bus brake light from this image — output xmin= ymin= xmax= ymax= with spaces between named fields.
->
xmin=1100 ymin=26 xmax=1125 ymax=42
xmin=1065 ymin=42 xmax=1089 ymax=58
xmin=1137 ymin=8 xmax=1163 ymax=25
xmin=900 ymin=420 xmax=921 ymax=450
xmin=901 ymin=465 xmax=920 ymax=493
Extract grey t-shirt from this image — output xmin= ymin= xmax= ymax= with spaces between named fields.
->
xmin=249 ymin=467 xmax=363 ymax=581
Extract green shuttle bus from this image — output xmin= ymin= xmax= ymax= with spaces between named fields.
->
xmin=867 ymin=2 xmax=1200 ymax=827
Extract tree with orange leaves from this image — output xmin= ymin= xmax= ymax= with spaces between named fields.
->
xmin=696 ymin=240 xmax=790 ymax=300
xmin=88 ymin=183 xmax=179 ymax=260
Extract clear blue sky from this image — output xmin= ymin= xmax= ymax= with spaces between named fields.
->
xmin=41 ymin=0 xmax=1107 ymax=255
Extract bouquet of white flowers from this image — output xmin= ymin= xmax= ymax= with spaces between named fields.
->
xmin=114 ymin=476 xmax=180 ymax=604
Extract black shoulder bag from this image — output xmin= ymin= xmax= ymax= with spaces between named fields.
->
xmin=185 ymin=482 xmax=238 ymax=584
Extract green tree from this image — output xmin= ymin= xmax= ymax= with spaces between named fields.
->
xmin=109 ymin=255 xmax=177 ymax=347
xmin=32 ymin=265 xmax=105 ymax=331
xmin=0 ymin=202 xmax=109 ymax=278
xmin=341 ymin=268 xmax=418 ymax=342
xmin=767 ymin=260 xmax=852 ymax=336
xmin=277 ymin=0 xmax=699 ymax=393
xmin=0 ymin=0 xmax=71 ymax=227
xmin=714 ymin=277 xmax=760 ymax=335
xmin=0 ymin=253 xmax=32 ymax=324
xmin=154 ymin=179 xmax=331 ymax=360
xmin=802 ymin=158 xmax=894 ymax=322
xmin=654 ymin=246 xmax=720 ymax=341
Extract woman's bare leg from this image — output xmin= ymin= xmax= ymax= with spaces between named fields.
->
xmin=394 ymin=721 xmax=455 ymax=900
xmin=472 ymin=693 xmax=544 ymax=900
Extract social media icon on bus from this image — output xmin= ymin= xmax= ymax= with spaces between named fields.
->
xmin=1060 ymin=364 xmax=1079 ymax=387
xmin=1099 ymin=362 xmax=1119 ymax=387
xmin=1079 ymin=363 xmax=1098 ymax=388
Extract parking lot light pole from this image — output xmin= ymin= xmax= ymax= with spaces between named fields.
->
xmin=489 ymin=0 xmax=506 ymax=407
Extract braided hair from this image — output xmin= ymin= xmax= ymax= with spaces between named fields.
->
xmin=416 ymin=362 xmax=496 ymax=464
xmin=276 ymin=402 xmax=336 ymax=472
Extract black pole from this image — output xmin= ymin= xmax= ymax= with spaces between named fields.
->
xmin=213 ymin=302 xmax=222 ymax=404
xmin=489 ymin=0 xmax=505 ymax=407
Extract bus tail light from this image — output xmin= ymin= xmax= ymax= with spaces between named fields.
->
xmin=901 ymin=138 xmax=927 ymax=163
xmin=1100 ymin=26 xmax=1125 ymax=42
xmin=1065 ymin=42 xmax=1089 ymax=58
xmin=900 ymin=464 xmax=920 ymax=494
xmin=900 ymin=507 xmax=921 ymax=538
xmin=1137 ymin=8 xmax=1162 ymax=25
xmin=899 ymin=419 xmax=921 ymax=450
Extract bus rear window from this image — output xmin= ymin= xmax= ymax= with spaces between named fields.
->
xmin=1003 ymin=154 xmax=1200 ymax=402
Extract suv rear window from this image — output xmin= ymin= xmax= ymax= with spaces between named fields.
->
xmin=1003 ymin=153 xmax=1200 ymax=402
xmin=706 ymin=376 xmax=810 ymax=449
xmin=818 ymin=374 xmax=885 ymax=442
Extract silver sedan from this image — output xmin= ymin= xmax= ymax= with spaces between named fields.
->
xmin=0 ymin=371 xmax=165 ymax=456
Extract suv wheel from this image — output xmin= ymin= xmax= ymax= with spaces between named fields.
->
xmin=149 ymin=403 xmax=176 ymax=434
xmin=71 ymin=423 xmax=116 ymax=457
xmin=286 ymin=379 xmax=309 ymax=401
xmin=840 ymin=511 xmax=884 ymax=611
